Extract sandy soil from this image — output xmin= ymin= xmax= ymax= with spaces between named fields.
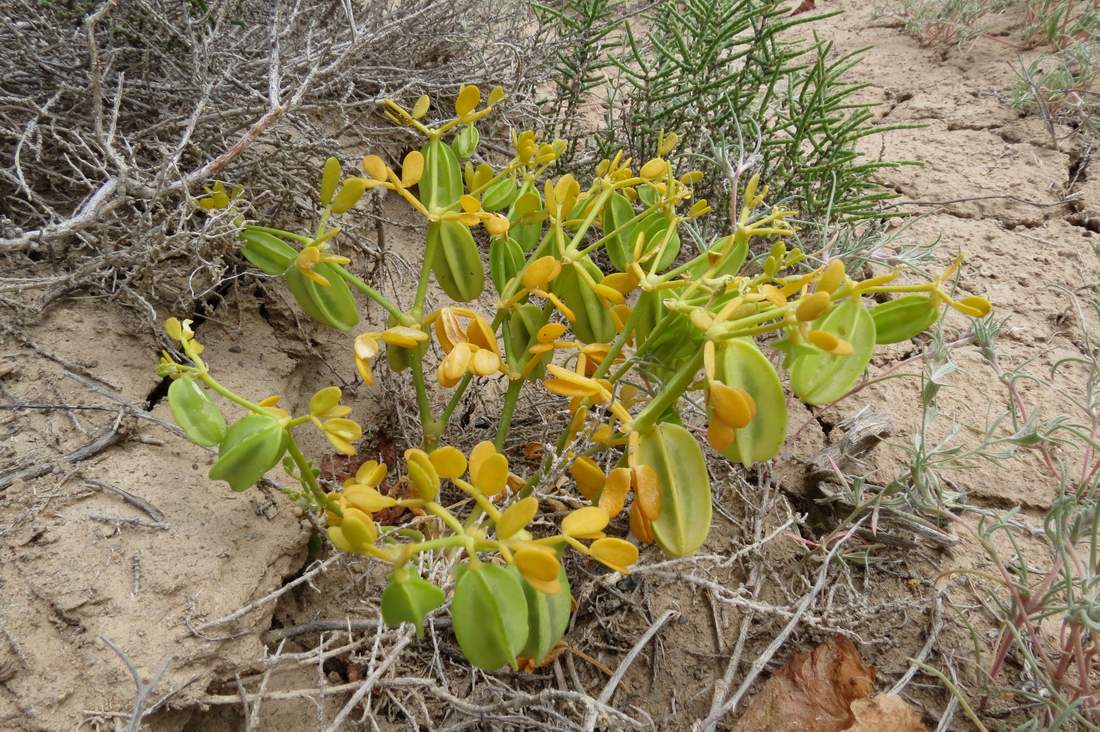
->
xmin=2 ymin=0 xmax=1098 ymax=729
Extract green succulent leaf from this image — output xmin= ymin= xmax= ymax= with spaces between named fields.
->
xmin=791 ymin=299 xmax=876 ymax=406
xmin=429 ymin=220 xmax=484 ymax=302
xmin=515 ymin=565 xmax=571 ymax=665
xmin=451 ymin=563 xmax=529 ymax=670
xmin=637 ymin=422 xmax=712 ymax=557
xmin=284 ymin=264 xmax=359 ymax=331
xmin=870 ymin=295 xmax=940 ymax=345
xmin=713 ymin=339 xmax=787 ymax=467
xmin=240 ymin=229 xmax=296 ymax=276
xmin=167 ymin=377 xmax=227 ymax=448
xmin=208 ymin=413 xmax=288 ymax=492
xmin=381 ymin=571 xmax=445 ymax=638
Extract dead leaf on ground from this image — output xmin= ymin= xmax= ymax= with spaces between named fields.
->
xmin=790 ymin=0 xmax=816 ymax=15
xmin=733 ymin=636 xmax=927 ymax=732
xmin=848 ymin=695 xmax=927 ymax=731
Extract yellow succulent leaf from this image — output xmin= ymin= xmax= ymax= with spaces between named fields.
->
xmin=327 ymin=526 xmax=355 ymax=553
xmin=340 ymin=508 xmax=378 ymax=547
xmin=523 ymin=256 xmax=563 ymax=290
xmin=382 ymin=326 xmax=427 ymax=348
xmin=475 ymin=453 xmax=509 ymax=496
xmin=514 ymin=546 xmax=561 ymax=589
xmin=603 ymin=271 xmax=638 ymax=295
xmin=832 ymin=338 xmax=854 ymax=355
xmin=331 ymin=178 xmax=367 ymax=214
xmin=362 ymin=155 xmax=389 ymax=182
xmin=590 ymin=537 xmax=638 ymax=573
xmin=469 ymin=441 xmax=497 ymax=483
xmin=474 ymin=163 xmax=494 ymax=190
xmin=497 ymin=496 xmax=538 ymax=540
xmin=324 ymin=417 xmax=362 ymax=441
xmin=570 ymin=456 xmax=606 ymax=500
xmin=709 ymin=382 xmax=756 ymax=429
xmin=459 ymin=194 xmax=482 ymax=213
xmin=544 ymin=379 xmax=595 ymax=399
xmin=629 ymin=501 xmax=654 ymax=545
xmin=355 ymin=460 xmax=388 ymax=487
xmin=707 ymin=418 xmax=735 ymax=451
xmin=411 ymin=94 xmax=430 ymax=119
xmin=955 ymin=295 xmax=992 ymax=317
xmin=633 ymin=464 xmax=661 ymax=521
xmin=599 ymin=467 xmax=631 ymax=517
xmin=817 ymin=259 xmax=846 ymax=294
xmin=487 ymin=85 xmax=505 ymax=106
xmin=594 ymin=284 xmax=625 ymax=305
xmin=430 ymin=446 xmax=467 ymax=480
xmin=402 ymin=150 xmax=425 ymax=187
xmin=406 ymin=448 xmax=441 ymax=502
xmin=562 ymin=506 xmax=609 ymax=538
xmin=470 ymin=348 xmax=501 ymax=376
xmin=344 ymin=485 xmax=397 ymax=513
xmin=808 ymin=329 xmax=840 ymax=352
xmin=639 ymin=158 xmax=668 ymax=180
xmin=455 ymin=84 xmax=481 ymax=117
xmin=309 ymin=386 xmax=343 ymax=417
xmin=796 ymin=291 xmax=832 ymax=322
xmin=537 ymin=322 xmax=567 ymax=344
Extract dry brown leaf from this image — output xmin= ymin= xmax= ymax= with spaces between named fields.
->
xmin=790 ymin=0 xmax=816 ymax=15
xmin=848 ymin=694 xmax=927 ymax=731
xmin=734 ymin=636 xmax=874 ymax=732
xmin=733 ymin=638 xmax=927 ymax=732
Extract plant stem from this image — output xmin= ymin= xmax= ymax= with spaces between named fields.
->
xmin=286 ymin=437 xmax=341 ymax=516
xmin=198 ymin=372 xmax=268 ymax=414
xmin=437 ymin=373 xmax=474 ymax=431
xmin=592 ymin=297 xmax=645 ymax=380
xmin=413 ymin=223 xmax=440 ymax=317
xmin=495 ymin=379 xmax=523 ymax=450
xmin=408 ymin=347 xmax=439 ymax=448
xmin=632 ymin=350 xmax=704 ymax=432
xmin=336 ymin=269 xmax=407 ymax=324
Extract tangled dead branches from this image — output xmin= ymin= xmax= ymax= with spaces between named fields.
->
xmin=0 ymin=0 xmax=546 ymax=320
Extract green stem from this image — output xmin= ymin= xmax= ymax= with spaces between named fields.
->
xmin=408 ymin=347 xmax=439 ymax=448
xmin=413 ymin=224 xmax=440 ymax=316
xmin=287 ymin=438 xmax=342 ymax=516
xmin=495 ymin=379 xmax=523 ymax=450
xmin=574 ymin=201 xmax=662 ymax=258
xmin=632 ymin=350 xmax=704 ymax=433
xmin=197 ymin=372 xmax=268 ymax=414
xmin=564 ymin=187 xmax=613 ymax=256
xmin=437 ymin=373 xmax=474 ymax=430
xmin=245 ymin=225 xmax=312 ymax=244
xmin=591 ymin=299 xmax=646 ymax=380
xmin=336 ymin=269 xmax=408 ymax=324
xmin=425 ymin=502 xmax=465 ymax=535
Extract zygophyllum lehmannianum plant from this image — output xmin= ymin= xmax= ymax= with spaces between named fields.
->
xmin=160 ymin=85 xmax=992 ymax=671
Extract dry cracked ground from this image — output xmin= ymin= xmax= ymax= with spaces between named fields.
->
xmin=2 ymin=0 xmax=1098 ymax=729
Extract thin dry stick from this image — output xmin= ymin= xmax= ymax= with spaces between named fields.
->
xmin=583 ymin=609 xmax=678 ymax=731
xmin=889 ymin=592 xmax=945 ymax=695
xmin=696 ymin=517 xmax=868 ymax=731
xmin=324 ymin=634 xmax=412 ymax=731
xmin=191 ymin=555 xmax=342 ymax=633
xmin=100 ymin=636 xmax=172 ymax=732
